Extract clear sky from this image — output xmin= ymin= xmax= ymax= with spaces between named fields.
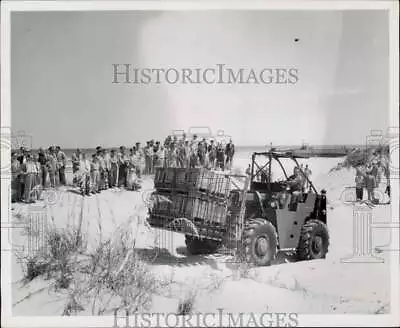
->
xmin=11 ymin=10 xmax=389 ymax=149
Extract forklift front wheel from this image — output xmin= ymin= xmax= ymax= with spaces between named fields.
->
xmin=242 ymin=219 xmax=278 ymax=266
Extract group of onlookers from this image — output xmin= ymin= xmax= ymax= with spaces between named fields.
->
xmin=354 ymin=159 xmax=390 ymax=203
xmin=11 ymin=146 xmax=66 ymax=203
xmin=162 ymin=134 xmax=235 ymax=171
xmin=10 ymin=135 xmax=236 ymax=200
xmin=71 ymin=146 xmax=143 ymax=196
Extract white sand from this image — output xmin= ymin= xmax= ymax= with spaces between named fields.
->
xmin=11 ymin=157 xmax=394 ymax=315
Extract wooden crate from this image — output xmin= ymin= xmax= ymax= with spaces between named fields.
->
xmin=154 ymin=167 xmax=166 ymax=188
xmin=212 ymin=171 xmax=231 ymax=197
xmin=175 ymin=168 xmax=188 ymax=191
xmin=187 ymin=168 xmax=212 ymax=192
xmin=163 ymin=167 xmax=175 ymax=187
xmin=185 ymin=196 xmax=228 ymax=225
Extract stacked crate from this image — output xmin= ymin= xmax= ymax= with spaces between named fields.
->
xmin=149 ymin=167 xmax=231 ymax=229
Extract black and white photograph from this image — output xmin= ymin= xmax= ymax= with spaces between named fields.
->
xmin=1 ymin=1 xmax=399 ymax=327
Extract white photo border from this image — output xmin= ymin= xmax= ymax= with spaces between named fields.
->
xmin=1 ymin=1 xmax=399 ymax=327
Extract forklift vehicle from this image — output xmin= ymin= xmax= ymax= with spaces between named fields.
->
xmin=148 ymin=150 xmax=329 ymax=266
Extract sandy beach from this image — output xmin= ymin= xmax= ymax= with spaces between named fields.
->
xmin=10 ymin=156 xmax=393 ymax=316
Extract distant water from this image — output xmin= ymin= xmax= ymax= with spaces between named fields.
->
xmin=55 ymin=144 xmax=353 ymax=160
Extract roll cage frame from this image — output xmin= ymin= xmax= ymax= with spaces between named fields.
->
xmin=250 ymin=151 xmax=319 ymax=195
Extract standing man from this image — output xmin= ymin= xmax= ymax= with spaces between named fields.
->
xmin=103 ymin=149 xmax=111 ymax=189
xmin=78 ymin=152 xmax=91 ymax=196
xmin=71 ymin=148 xmax=81 ymax=187
xmin=47 ymin=147 xmax=58 ymax=188
xmin=177 ymin=139 xmax=186 ymax=168
xmin=216 ymin=143 xmax=225 ymax=170
xmin=98 ymin=148 xmax=107 ymax=191
xmin=225 ymin=139 xmax=235 ymax=170
xmin=153 ymin=141 xmax=160 ymax=171
xmin=17 ymin=147 xmax=26 ymax=197
xmin=144 ymin=141 xmax=152 ymax=174
xmin=118 ymin=146 xmax=128 ymax=187
xmin=198 ymin=140 xmax=206 ymax=167
xmin=167 ymin=142 xmax=178 ymax=168
xmin=108 ymin=149 xmax=118 ymax=188
xmin=184 ymin=140 xmax=191 ymax=168
xmin=21 ymin=153 xmax=38 ymax=203
xmin=38 ymin=147 xmax=48 ymax=188
xmin=355 ymin=168 xmax=364 ymax=201
xmin=11 ymin=152 xmax=21 ymax=202
xmin=365 ymin=166 xmax=376 ymax=202
xmin=90 ymin=154 xmax=100 ymax=194
xmin=56 ymin=146 xmax=67 ymax=186
xmin=208 ymin=140 xmax=216 ymax=169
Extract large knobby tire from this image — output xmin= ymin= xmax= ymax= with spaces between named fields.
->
xmin=185 ymin=235 xmax=221 ymax=255
xmin=242 ymin=218 xmax=278 ymax=266
xmin=297 ymin=219 xmax=330 ymax=261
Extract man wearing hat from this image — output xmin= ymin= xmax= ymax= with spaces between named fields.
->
xmin=71 ymin=148 xmax=81 ymax=186
xmin=208 ymin=139 xmax=216 ymax=169
xmin=47 ymin=146 xmax=58 ymax=187
xmin=108 ymin=149 xmax=118 ymax=187
xmin=225 ymin=139 xmax=235 ymax=171
xmin=118 ymin=146 xmax=128 ymax=187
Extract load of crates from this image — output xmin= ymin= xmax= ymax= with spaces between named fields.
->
xmin=148 ymin=167 xmax=233 ymax=237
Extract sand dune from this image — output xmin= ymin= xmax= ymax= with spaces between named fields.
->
xmin=11 ymin=158 xmax=393 ymax=316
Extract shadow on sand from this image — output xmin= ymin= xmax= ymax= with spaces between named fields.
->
xmin=135 ymin=247 xmax=299 ymax=271
xmin=134 ymin=247 xmax=225 ymax=270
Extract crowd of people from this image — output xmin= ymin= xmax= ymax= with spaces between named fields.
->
xmin=11 ymin=146 xmax=67 ymax=203
xmin=10 ymin=134 xmax=236 ymax=202
xmin=354 ymin=157 xmax=390 ymax=203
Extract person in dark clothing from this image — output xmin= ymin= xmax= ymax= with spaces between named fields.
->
xmin=37 ymin=148 xmax=48 ymax=188
xmin=17 ymin=147 xmax=26 ymax=197
xmin=355 ymin=169 xmax=364 ymax=201
xmin=207 ymin=140 xmax=217 ymax=169
xmin=287 ymin=168 xmax=303 ymax=210
xmin=11 ymin=152 xmax=21 ymax=202
xmin=56 ymin=146 xmax=66 ymax=185
xmin=17 ymin=147 xmax=26 ymax=165
xmin=216 ymin=144 xmax=225 ymax=170
xmin=365 ymin=167 xmax=376 ymax=202
xmin=118 ymin=146 xmax=128 ymax=187
xmin=225 ymin=139 xmax=235 ymax=170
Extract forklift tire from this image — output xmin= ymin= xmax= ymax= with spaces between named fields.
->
xmin=185 ymin=235 xmax=221 ymax=255
xmin=242 ymin=218 xmax=278 ymax=266
xmin=297 ymin=220 xmax=329 ymax=261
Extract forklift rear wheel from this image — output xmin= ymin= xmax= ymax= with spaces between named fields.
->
xmin=297 ymin=219 xmax=329 ymax=260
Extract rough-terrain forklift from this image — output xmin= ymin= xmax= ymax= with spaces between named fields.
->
xmin=148 ymin=151 xmax=329 ymax=266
